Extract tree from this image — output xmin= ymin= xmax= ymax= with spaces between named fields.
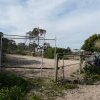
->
xmin=44 ymin=42 xmax=50 ymax=49
xmin=2 ymin=38 xmax=17 ymax=53
xmin=81 ymin=34 xmax=100 ymax=52
xmin=17 ymin=43 xmax=26 ymax=51
xmin=64 ymin=47 xmax=71 ymax=53
xmin=26 ymin=27 xmax=46 ymax=45
xmin=44 ymin=47 xmax=54 ymax=59
xmin=29 ymin=42 xmax=38 ymax=52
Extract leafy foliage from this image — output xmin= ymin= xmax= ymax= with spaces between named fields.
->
xmin=44 ymin=47 xmax=54 ymax=59
xmin=84 ymin=64 xmax=100 ymax=75
xmin=81 ymin=34 xmax=100 ymax=52
xmin=83 ymin=64 xmax=100 ymax=84
xmin=28 ymin=78 xmax=78 ymax=100
xmin=0 ymin=86 xmax=24 ymax=100
xmin=44 ymin=47 xmax=72 ymax=59
xmin=0 ymin=71 xmax=31 ymax=100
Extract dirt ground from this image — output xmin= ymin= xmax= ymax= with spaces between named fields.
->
xmin=4 ymin=54 xmax=80 ymax=78
xmin=4 ymin=54 xmax=100 ymax=100
xmin=57 ymin=85 xmax=100 ymax=100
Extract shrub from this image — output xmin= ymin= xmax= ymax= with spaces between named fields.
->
xmin=0 ymin=71 xmax=31 ymax=100
xmin=84 ymin=64 xmax=100 ymax=75
xmin=8 ymin=86 xmax=24 ymax=100
xmin=83 ymin=64 xmax=100 ymax=84
xmin=0 ymin=86 xmax=24 ymax=100
xmin=44 ymin=48 xmax=54 ymax=59
xmin=0 ymin=71 xmax=29 ymax=91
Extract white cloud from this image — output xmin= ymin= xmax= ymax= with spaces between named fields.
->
xmin=0 ymin=0 xmax=100 ymax=48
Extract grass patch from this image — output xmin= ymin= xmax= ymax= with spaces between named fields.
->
xmin=28 ymin=78 xmax=78 ymax=100
xmin=0 ymin=71 xmax=31 ymax=100
xmin=0 ymin=71 xmax=78 ymax=100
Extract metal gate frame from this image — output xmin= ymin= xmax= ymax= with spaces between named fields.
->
xmin=0 ymin=32 xmax=3 ymax=67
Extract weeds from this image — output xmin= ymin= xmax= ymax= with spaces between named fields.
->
xmin=0 ymin=71 xmax=31 ymax=100
xmin=0 ymin=71 xmax=78 ymax=100
xmin=28 ymin=78 xmax=78 ymax=100
xmin=83 ymin=64 xmax=100 ymax=84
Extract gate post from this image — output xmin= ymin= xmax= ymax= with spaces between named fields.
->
xmin=62 ymin=57 xmax=64 ymax=80
xmin=79 ymin=54 xmax=84 ymax=74
xmin=0 ymin=32 xmax=3 ymax=68
xmin=55 ymin=54 xmax=59 ymax=82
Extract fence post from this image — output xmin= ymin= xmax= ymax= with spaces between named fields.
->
xmin=62 ymin=57 xmax=64 ymax=80
xmin=55 ymin=54 xmax=58 ymax=82
xmin=79 ymin=54 xmax=83 ymax=74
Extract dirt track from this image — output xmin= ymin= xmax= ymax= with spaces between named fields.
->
xmin=4 ymin=54 xmax=100 ymax=100
xmin=4 ymin=54 xmax=80 ymax=78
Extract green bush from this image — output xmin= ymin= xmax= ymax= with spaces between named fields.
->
xmin=0 ymin=72 xmax=29 ymax=91
xmin=28 ymin=93 xmax=43 ymax=100
xmin=44 ymin=47 xmax=67 ymax=59
xmin=83 ymin=64 xmax=100 ymax=84
xmin=0 ymin=86 xmax=24 ymax=100
xmin=84 ymin=64 xmax=100 ymax=75
xmin=28 ymin=78 xmax=78 ymax=100
xmin=44 ymin=48 xmax=54 ymax=59
xmin=0 ymin=71 xmax=31 ymax=100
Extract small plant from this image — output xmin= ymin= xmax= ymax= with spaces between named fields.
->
xmin=28 ymin=93 xmax=43 ymax=100
xmin=0 ymin=86 xmax=24 ymax=100
xmin=28 ymin=78 xmax=78 ymax=100
xmin=83 ymin=64 xmax=100 ymax=84
xmin=84 ymin=64 xmax=100 ymax=75
xmin=0 ymin=71 xmax=31 ymax=100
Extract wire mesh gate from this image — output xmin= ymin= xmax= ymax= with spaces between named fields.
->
xmin=54 ymin=53 xmax=83 ymax=82
xmin=2 ymin=33 xmax=57 ymax=79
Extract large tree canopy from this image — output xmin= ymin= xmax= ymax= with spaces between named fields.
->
xmin=26 ymin=28 xmax=46 ymax=41
xmin=81 ymin=34 xmax=100 ymax=52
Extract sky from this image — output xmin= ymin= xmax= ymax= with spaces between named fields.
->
xmin=0 ymin=0 xmax=100 ymax=49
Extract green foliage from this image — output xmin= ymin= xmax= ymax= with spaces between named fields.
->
xmin=27 ymin=28 xmax=46 ymax=41
xmin=44 ymin=48 xmax=54 ymax=59
xmin=2 ymin=38 xmax=17 ymax=54
xmin=0 ymin=71 xmax=31 ymax=100
xmin=83 ymin=64 xmax=100 ymax=84
xmin=0 ymin=86 xmax=24 ymax=100
xmin=28 ymin=93 xmax=43 ymax=100
xmin=0 ymin=71 xmax=29 ymax=91
xmin=28 ymin=78 xmax=78 ymax=100
xmin=84 ymin=64 xmax=100 ymax=75
xmin=81 ymin=34 xmax=100 ymax=52
xmin=0 ymin=72 xmax=78 ymax=100
xmin=44 ymin=47 xmax=71 ymax=59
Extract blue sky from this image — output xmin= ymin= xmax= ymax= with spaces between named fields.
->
xmin=0 ymin=0 xmax=100 ymax=49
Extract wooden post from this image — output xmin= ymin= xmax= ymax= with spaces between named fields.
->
xmin=55 ymin=54 xmax=59 ymax=82
xmin=62 ymin=57 xmax=64 ymax=80
xmin=79 ymin=54 xmax=83 ymax=74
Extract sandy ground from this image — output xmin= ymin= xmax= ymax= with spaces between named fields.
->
xmin=4 ymin=54 xmax=100 ymax=100
xmin=4 ymin=54 xmax=80 ymax=78
xmin=57 ymin=85 xmax=100 ymax=100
